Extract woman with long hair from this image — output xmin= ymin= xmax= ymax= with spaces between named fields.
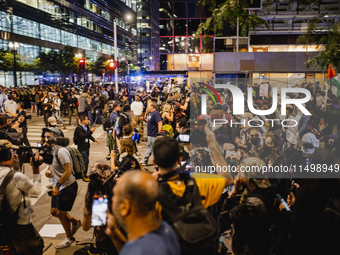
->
xmin=111 ymin=138 xmax=144 ymax=174
xmin=74 ymin=162 xmax=125 ymax=255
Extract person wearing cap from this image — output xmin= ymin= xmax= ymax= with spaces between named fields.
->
xmin=0 ymin=140 xmax=44 ymax=254
xmin=220 ymin=157 xmax=280 ymax=255
xmin=50 ymin=93 xmax=67 ymax=129
xmin=40 ymin=117 xmax=65 ymax=145
xmin=68 ymin=92 xmax=79 ymax=126
xmin=44 ymin=127 xmax=81 ymax=249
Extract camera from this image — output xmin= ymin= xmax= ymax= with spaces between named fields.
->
xmin=18 ymin=137 xmax=69 ymax=166
xmin=21 ymin=145 xmax=54 ymax=165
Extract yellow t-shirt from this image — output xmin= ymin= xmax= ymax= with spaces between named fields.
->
xmin=155 ymin=173 xmax=226 ymax=219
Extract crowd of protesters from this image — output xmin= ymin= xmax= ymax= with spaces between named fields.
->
xmin=0 ymin=79 xmax=340 ymax=255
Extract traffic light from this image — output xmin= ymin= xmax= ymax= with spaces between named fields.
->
xmin=108 ymin=60 xmax=116 ymax=70
xmin=79 ymin=59 xmax=85 ymax=73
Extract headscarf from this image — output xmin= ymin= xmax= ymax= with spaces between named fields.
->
xmin=301 ymin=133 xmax=319 ymax=155
xmin=89 ymin=162 xmax=115 ymax=185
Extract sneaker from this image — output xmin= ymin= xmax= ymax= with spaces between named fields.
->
xmin=140 ymin=159 xmax=148 ymax=166
xmin=71 ymin=220 xmax=81 ymax=236
xmin=83 ymin=176 xmax=90 ymax=182
xmin=63 ymin=124 xmax=67 ymax=129
xmin=55 ymin=238 xmax=76 ymax=249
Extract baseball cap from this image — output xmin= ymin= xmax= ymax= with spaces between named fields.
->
xmin=240 ymin=157 xmax=271 ymax=189
xmin=48 ymin=117 xmax=57 ymax=126
xmin=0 ymin=140 xmax=19 ymax=150
xmin=42 ymin=127 xmax=61 ymax=137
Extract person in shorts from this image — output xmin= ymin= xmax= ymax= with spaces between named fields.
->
xmin=44 ymin=127 xmax=81 ymax=249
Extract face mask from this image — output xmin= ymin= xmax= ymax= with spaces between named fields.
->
xmin=301 ymin=144 xmax=315 ymax=155
xmin=251 ymin=137 xmax=261 ymax=146
xmin=261 ymin=144 xmax=272 ymax=158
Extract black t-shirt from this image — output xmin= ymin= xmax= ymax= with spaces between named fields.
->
xmin=117 ymin=155 xmax=141 ymax=172
xmin=17 ymin=110 xmax=27 ymax=128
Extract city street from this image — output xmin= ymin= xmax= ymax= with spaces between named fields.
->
xmin=24 ymin=111 xmax=153 ymax=254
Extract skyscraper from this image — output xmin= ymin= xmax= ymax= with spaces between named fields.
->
xmin=137 ymin=0 xmax=160 ymax=71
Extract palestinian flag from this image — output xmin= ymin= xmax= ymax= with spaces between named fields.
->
xmin=327 ymin=64 xmax=340 ymax=98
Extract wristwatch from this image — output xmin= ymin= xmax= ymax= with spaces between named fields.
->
xmin=56 ymin=182 xmax=61 ymax=188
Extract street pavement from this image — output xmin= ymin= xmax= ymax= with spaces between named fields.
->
xmin=23 ymin=110 xmax=152 ymax=254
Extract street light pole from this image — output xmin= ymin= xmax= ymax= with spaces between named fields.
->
xmin=114 ymin=19 xmax=119 ymax=94
xmin=9 ymin=42 xmax=19 ymax=87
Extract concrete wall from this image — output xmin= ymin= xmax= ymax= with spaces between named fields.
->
xmin=214 ymin=52 xmax=321 ymax=73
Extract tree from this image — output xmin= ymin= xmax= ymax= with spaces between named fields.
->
xmin=297 ymin=20 xmax=340 ymax=72
xmin=36 ymin=50 xmax=61 ymax=73
xmin=59 ymin=46 xmax=78 ymax=76
xmin=196 ymin=0 xmax=268 ymax=37
xmin=0 ymin=50 xmax=14 ymax=72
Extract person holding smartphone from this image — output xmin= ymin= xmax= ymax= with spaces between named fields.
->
xmin=74 ymin=162 xmax=120 ymax=255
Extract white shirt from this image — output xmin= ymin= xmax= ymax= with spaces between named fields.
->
xmin=131 ymin=101 xmax=144 ymax=116
xmin=4 ymin=100 xmax=17 ymax=114
xmin=53 ymin=97 xmax=61 ymax=111
xmin=0 ymin=166 xmax=41 ymax=225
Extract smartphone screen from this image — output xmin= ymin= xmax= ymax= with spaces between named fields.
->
xmin=37 ymin=142 xmax=42 ymax=148
xmin=177 ymin=134 xmax=190 ymax=143
xmin=108 ymin=129 xmax=113 ymax=134
xmin=91 ymin=196 xmax=109 ymax=227
xmin=276 ymin=194 xmax=291 ymax=211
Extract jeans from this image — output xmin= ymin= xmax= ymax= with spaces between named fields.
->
xmin=53 ymin=110 xmax=65 ymax=125
xmin=95 ymin=108 xmax=102 ymax=124
xmin=88 ymin=111 xmax=93 ymax=124
xmin=80 ymin=150 xmax=89 ymax=176
xmin=143 ymin=136 xmax=157 ymax=162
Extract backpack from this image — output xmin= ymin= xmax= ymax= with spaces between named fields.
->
xmin=56 ymin=147 xmax=86 ymax=180
xmin=161 ymin=124 xmax=174 ymax=138
xmin=73 ymin=130 xmax=79 ymax=145
xmin=0 ymin=170 xmax=19 ymax=246
xmin=102 ymin=108 xmax=112 ymax=132
xmin=158 ymin=178 xmax=220 ymax=255
xmin=103 ymin=116 xmax=111 ymax=132
xmin=0 ymin=129 xmax=24 ymax=146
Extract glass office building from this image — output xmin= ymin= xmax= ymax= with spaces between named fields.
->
xmin=159 ymin=0 xmax=214 ymax=81
xmin=137 ymin=0 xmax=160 ymax=71
xmin=0 ymin=0 xmax=137 ymax=85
